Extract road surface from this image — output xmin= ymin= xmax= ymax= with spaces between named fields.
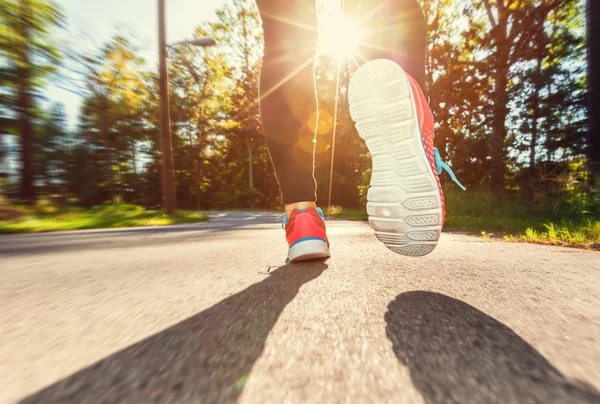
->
xmin=1 ymin=212 xmax=599 ymax=403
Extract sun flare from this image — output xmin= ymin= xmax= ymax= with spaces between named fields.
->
xmin=319 ymin=15 xmax=364 ymax=60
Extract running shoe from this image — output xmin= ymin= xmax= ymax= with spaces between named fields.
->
xmin=281 ymin=207 xmax=331 ymax=263
xmin=348 ymin=59 xmax=465 ymax=257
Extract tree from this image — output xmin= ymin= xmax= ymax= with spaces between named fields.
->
xmin=508 ymin=0 xmax=586 ymax=187
xmin=168 ymin=30 xmax=232 ymax=209
xmin=5 ymin=0 xmax=589 ymax=211
xmin=213 ymin=0 xmax=265 ymax=207
xmin=589 ymin=0 xmax=600 ymax=180
xmin=464 ymin=0 xmax=543 ymax=188
xmin=36 ymin=102 xmax=69 ymax=197
xmin=77 ymin=35 xmax=148 ymax=203
xmin=0 ymin=0 xmax=63 ymax=202
xmin=420 ymin=0 xmax=490 ymax=190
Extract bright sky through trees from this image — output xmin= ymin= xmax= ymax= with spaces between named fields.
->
xmin=48 ymin=0 xmax=227 ymax=128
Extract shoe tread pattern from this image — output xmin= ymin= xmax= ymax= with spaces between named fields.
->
xmin=349 ymin=59 xmax=443 ymax=257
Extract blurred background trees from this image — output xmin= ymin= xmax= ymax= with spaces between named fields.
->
xmin=0 ymin=0 xmax=597 ymax=219
xmin=588 ymin=0 xmax=600 ymax=181
xmin=0 ymin=0 xmax=63 ymax=202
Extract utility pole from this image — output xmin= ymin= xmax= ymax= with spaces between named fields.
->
xmin=158 ymin=0 xmax=176 ymax=215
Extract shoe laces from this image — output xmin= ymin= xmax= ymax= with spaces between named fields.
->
xmin=276 ymin=212 xmax=288 ymax=229
xmin=434 ymin=148 xmax=466 ymax=191
xmin=276 ymin=207 xmax=325 ymax=229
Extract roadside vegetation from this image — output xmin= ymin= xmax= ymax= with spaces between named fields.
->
xmin=0 ymin=201 xmax=207 ymax=234
xmin=2 ymin=192 xmax=598 ymax=250
xmin=1 ymin=0 xmax=598 ymax=251
xmin=329 ymin=189 xmax=600 ymax=249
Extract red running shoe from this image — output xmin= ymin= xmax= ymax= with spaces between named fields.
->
xmin=349 ymin=59 xmax=465 ymax=257
xmin=282 ymin=207 xmax=330 ymax=263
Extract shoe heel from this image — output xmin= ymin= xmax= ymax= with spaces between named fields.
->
xmin=288 ymin=240 xmax=330 ymax=263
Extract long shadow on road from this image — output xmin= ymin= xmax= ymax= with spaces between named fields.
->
xmin=22 ymin=262 xmax=327 ymax=404
xmin=385 ymin=291 xmax=600 ymax=404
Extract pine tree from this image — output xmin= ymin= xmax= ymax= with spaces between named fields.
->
xmin=0 ymin=0 xmax=63 ymax=202
xmin=76 ymin=35 xmax=148 ymax=204
xmin=588 ymin=0 xmax=600 ymax=180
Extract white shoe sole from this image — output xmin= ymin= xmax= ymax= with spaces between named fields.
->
xmin=348 ymin=59 xmax=443 ymax=257
xmin=288 ymin=239 xmax=331 ymax=263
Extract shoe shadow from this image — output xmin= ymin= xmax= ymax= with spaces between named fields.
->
xmin=385 ymin=291 xmax=600 ymax=404
xmin=21 ymin=262 xmax=327 ymax=404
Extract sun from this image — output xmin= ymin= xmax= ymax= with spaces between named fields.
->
xmin=319 ymin=14 xmax=364 ymax=61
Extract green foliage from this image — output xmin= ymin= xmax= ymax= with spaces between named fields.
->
xmin=75 ymin=35 xmax=151 ymax=203
xmin=326 ymin=205 xmax=368 ymax=221
xmin=520 ymin=221 xmax=600 ymax=246
xmin=0 ymin=0 xmax=65 ymax=200
xmin=358 ymin=168 xmax=371 ymax=208
xmin=0 ymin=0 xmax=595 ymax=244
xmin=0 ymin=203 xmax=208 ymax=233
xmin=0 ymin=0 xmax=64 ymax=93
xmin=331 ymin=187 xmax=599 ymax=247
xmin=173 ymin=0 xmax=276 ymax=210
xmin=444 ymin=186 xmax=599 ymax=247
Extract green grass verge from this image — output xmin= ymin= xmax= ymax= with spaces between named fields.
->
xmin=4 ymin=194 xmax=597 ymax=249
xmin=326 ymin=205 xmax=369 ymax=221
xmin=326 ymin=190 xmax=600 ymax=249
xmin=0 ymin=204 xmax=208 ymax=234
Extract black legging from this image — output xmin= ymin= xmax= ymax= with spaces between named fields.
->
xmin=256 ymin=0 xmax=427 ymax=204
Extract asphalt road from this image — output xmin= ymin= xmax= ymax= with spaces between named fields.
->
xmin=1 ymin=212 xmax=599 ymax=404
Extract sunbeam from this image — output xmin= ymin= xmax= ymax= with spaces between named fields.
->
xmin=319 ymin=14 xmax=364 ymax=61
xmin=327 ymin=58 xmax=343 ymax=211
xmin=260 ymin=11 xmax=319 ymax=34
xmin=259 ymin=55 xmax=317 ymax=102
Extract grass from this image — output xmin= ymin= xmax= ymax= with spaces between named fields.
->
xmin=515 ymin=221 xmax=600 ymax=247
xmin=325 ymin=189 xmax=600 ymax=249
xmin=327 ymin=205 xmax=369 ymax=221
xmin=0 ymin=203 xmax=208 ymax=234
xmin=444 ymin=190 xmax=599 ymax=248
xmin=2 ymin=192 xmax=598 ymax=249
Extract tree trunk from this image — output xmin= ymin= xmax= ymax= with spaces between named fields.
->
xmin=485 ymin=1 xmax=513 ymax=191
xmin=530 ymin=48 xmax=544 ymax=182
xmin=17 ymin=0 xmax=35 ymax=203
xmin=248 ymin=143 xmax=254 ymax=209
xmin=490 ymin=58 xmax=509 ymax=190
xmin=132 ymin=141 xmax=137 ymax=201
xmin=132 ymin=142 xmax=137 ymax=176
xmin=99 ymin=98 xmax=114 ymax=203
xmin=248 ymin=145 xmax=254 ymax=190
xmin=588 ymin=0 xmax=600 ymax=183
xmin=545 ymin=79 xmax=554 ymax=163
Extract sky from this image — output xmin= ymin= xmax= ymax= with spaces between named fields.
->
xmin=48 ymin=0 xmax=229 ymax=129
